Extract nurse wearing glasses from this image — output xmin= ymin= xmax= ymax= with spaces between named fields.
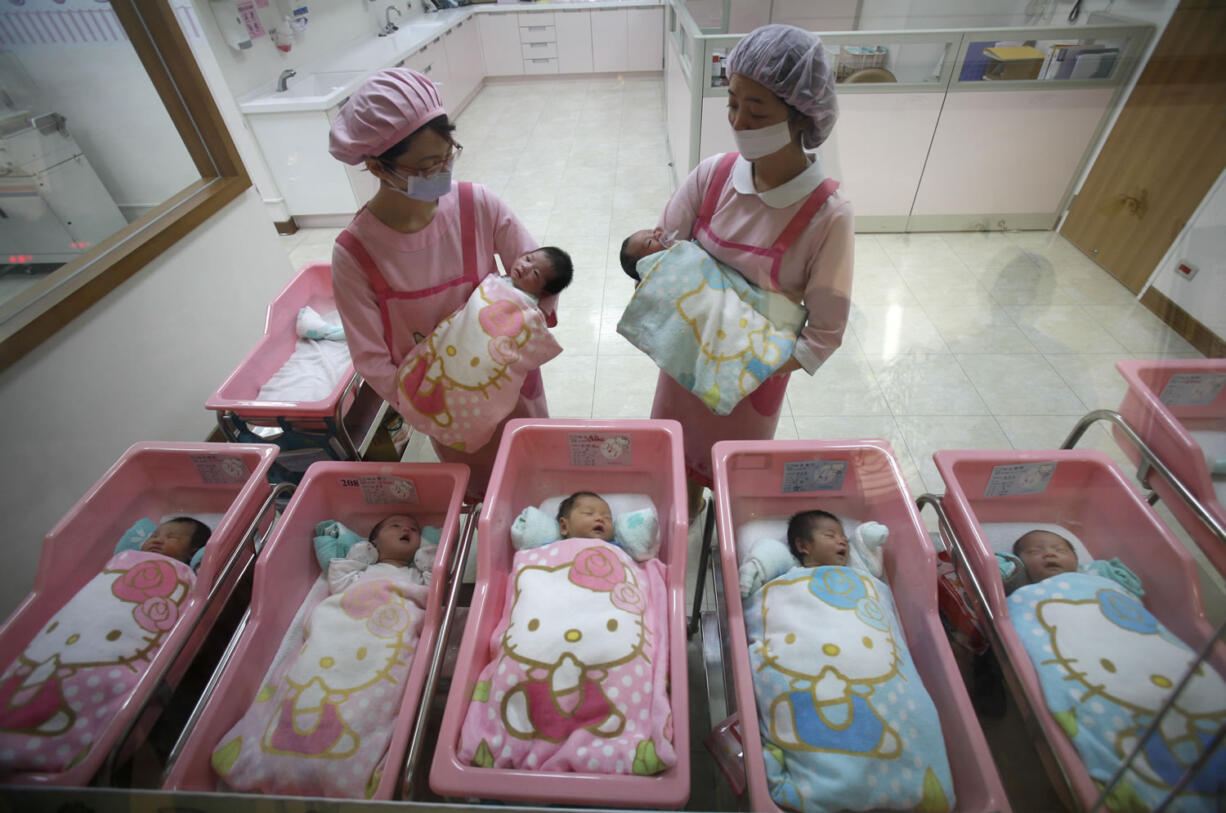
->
xmin=329 ymin=68 xmax=554 ymax=495
xmin=649 ymin=25 xmax=854 ymax=514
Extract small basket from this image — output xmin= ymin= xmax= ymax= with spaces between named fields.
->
xmin=835 ymin=45 xmax=887 ymax=81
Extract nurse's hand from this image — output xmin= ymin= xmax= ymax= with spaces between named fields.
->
xmin=771 ymin=357 xmax=802 ymax=378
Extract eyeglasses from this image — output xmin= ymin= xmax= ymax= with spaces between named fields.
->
xmin=389 ymin=142 xmax=463 ymax=179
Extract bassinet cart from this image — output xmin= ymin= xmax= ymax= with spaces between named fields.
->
xmin=926 ymin=448 xmax=1226 ymax=811
xmin=206 ymin=262 xmax=392 ymax=482
xmin=430 ymin=418 xmax=691 ymax=809
xmin=709 ymin=438 xmax=1010 ymax=813
xmin=161 ymin=460 xmax=469 ymax=800
xmin=0 ymin=441 xmax=280 ymax=787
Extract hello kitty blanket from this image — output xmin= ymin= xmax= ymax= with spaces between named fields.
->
xmin=616 ymin=241 xmax=806 ymax=416
xmin=457 ymin=539 xmax=676 ymax=776
xmin=744 ymin=566 xmax=956 ymax=813
xmin=1010 ymin=572 xmax=1226 ymax=811
xmin=210 ymin=570 xmax=429 ymax=798
xmin=396 ymin=275 xmax=562 ymax=452
xmin=0 ymin=550 xmax=195 ymax=774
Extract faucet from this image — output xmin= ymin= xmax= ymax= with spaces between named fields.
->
xmin=276 ymin=68 xmax=296 ymax=92
xmin=381 ymin=5 xmax=401 ymax=34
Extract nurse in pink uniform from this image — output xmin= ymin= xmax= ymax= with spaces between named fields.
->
xmin=651 ymin=25 xmax=854 ymax=510
xmin=328 ymin=68 xmax=553 ymax=496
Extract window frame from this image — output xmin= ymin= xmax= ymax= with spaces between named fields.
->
xmin=0 ymin=0 xmax=251 ymax=373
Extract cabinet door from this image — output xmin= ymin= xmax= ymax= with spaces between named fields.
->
xmin=444 ymin=20 xmax=479 ymax=109
xmin=479 ymin=12 xmax=523 ymax=76
xmin=457 ymin=20 xmax=485 ymax=101
xmin=411 ymin=39 xmax=453 ymax=109
xmin=627 ymin=7 xmax=662 ymax=71
xmin=591 ymin=8 xmax=628 ymax=73
xmin=555 ymin=10 xmax=593 ymax=73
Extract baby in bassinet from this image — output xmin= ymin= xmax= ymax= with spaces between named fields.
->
xmin=209 ymin=511 xmax=435 ymax=798
xmin=556 ymin=491 xmax=615 ymax=543
xmin=1002 ymin=528 xmax=1226 ymax=809
xmin=141 ymin=517 xmax=211 ymax=564
xmin=738 ymin=508 xmax=957 ymax=813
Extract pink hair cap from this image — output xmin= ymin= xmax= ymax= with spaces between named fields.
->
xmin=328 ymin=67 xmax=446 ymax=165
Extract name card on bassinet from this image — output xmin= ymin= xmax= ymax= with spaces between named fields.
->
xmin=568 ymin=433 xmax=632 ymax=466
xmin=782 ymin=459 xmax=847 ymax=493
xmin=338 ymin=475 xmax=419 ymax=505
xmin=1159 ymin=373 xmax=1226 ymax=407
xmin=189 ymin=454 xmax=251 ymax=484
xmin=984 ymin=462 xmax=1056 ymax=498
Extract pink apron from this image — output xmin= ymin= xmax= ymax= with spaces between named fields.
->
xmin=336 ymin=183 xmax=547 ymax=496
xmin=651 ymin=152 xmax=839 ymax=486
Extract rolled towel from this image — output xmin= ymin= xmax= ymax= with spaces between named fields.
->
xmin=848 ymin=521 xmax=888 ymax=579
xmin=1081 ymin=557 xmax=1145 ymax=599
xmin=414 ymin=526 xmax=442 ymax=587
xmin=739 ymin=538 xmax=798 ymax=598
xmin=313 ymin=519 xmax=363 ymax=570
xmin=297 ymin=306 xmax=346 ymax=341
xmin=1206 ymin=452 xmax=1226 ymax=476
xmin=510 ymin=506 xmax=559 ymax=551
xmin=613 ymin=507 xmax=660 ymax=562
xmin=996 ymin=551 xmax=1030 ymax=595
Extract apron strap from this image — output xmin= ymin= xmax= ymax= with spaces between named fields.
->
xmin=770 ymin=178 xmax=840 ymax=257
xmin=336 ymin=226 xmax=397 ymax=356
xmin=458 ymin=182 xmax=478 ymax=285
xmin=692 ymin=151 xmax=739 ymax=239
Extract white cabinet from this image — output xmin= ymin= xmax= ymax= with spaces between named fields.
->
xmin=519 ymin=13 xmax=558 ymax=74
xmin=444 ymin=18 xmax=483 ymax=111
xmin=406 ymin=37 xmax=452 ymax=109
xmin=479 ymin=12 xmax=523 ymax=76
xmin=592 ymin=9 xmax=629 ymax=72
xmin=555 ymin=10 xmax=593 ymax=73
xmin=627 ymin=7 xmax=663 ymax=71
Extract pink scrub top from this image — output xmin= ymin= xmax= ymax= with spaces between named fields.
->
xmin=332 ymin=181 xmax=553 ymax=495
xmin=651 ymin=152 xmax=854 ymax=486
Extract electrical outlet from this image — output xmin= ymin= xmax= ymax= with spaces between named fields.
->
xmin=1175 ymin=261 xmax=1198 ymax=281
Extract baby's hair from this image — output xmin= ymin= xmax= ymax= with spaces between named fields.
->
xmin=785 ymin=509 xmax=841 ymax=560
xmin=557 ymin=491 xmax=605 ymax=522
xmin=619 ymin=236 xmax=642 ymax=283
xmin=538 ymin=246 xmax=574 ymax=295
xmin=369 ymin=513 xmax=418 ymax=543
xmin=166 ymin=516 xmax=212 ymax=555
xmin=1012 ymin=529 xmax=1076 ymax=558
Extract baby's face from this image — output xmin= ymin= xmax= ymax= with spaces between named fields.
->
xmin=141 ymin=520 xmax=196 ymax=564
xmin=509 ymin=249 xmax=555 ymax=297
xmin=559 ymin=495 xmax=614 ymax=542
xmin=371 ymin=514 xmax=422 ymax=567
xmin=625 ymin=229 xmax=669 ymax=262
xmin=796 ymin=516 xmax=849 ymax=567
xmin=1016 ymin=530 xmax=1078 ymax=582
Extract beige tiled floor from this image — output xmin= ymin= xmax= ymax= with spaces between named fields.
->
xmin=278 ymin=76 xmax=1216 ymax=811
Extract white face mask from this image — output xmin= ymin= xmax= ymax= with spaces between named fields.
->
xmin=732 ymin=119 xmax=793 ymax=160
xmin=385 ymin=165 xmax=453 ymax=202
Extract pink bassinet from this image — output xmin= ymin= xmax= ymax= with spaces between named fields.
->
xmin=430 ymin=418 xmax=691 ymax=809
xmin=932 ymin=448 xmax=1226 ymax=811
xmin=711 ymin=439 xmax=1009 ymax=813
xmin=162 ymin=460 xmax=469 ymax=799
xmin=0 ymin=441 xmax=279 ymax=787
xmin=207 ymin=262 xmax=378 ymax=476
xmin=1114 ymin=359 xmax=1226 ymax=574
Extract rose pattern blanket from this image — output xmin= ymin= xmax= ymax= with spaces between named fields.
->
xmin=0 ymin=550 xmax=195 ymax=774
xmin=210 ymin=570 xmax=429 ymax=798
xmin=458 ymin=539 xmax=676 ymax=776
xmin=396 ymin=275 xmax=562 ymax=451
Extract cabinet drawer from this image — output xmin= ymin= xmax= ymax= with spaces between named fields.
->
xmin=523 ymin=56 xmax=559 ymax=74
xmin=518 ymin=11 xmax=554 ymax=26
xmin=519 ymin=23 xmax=555 ymax=43
xmin=521 ymin=40 xmax=557 ymax=59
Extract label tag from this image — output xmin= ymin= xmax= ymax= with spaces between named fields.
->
xmin=984 ymin=462 xmax=1056 ymax=498
xmin=189 ymin=454 xmax=250 ymax=484
xmin=338 ymin=476 xmax=419 ymax=505
xmin=237 ymin=0 xmax=267 ymax=38
xmin=1159 ymin=373 xmax=1226 ymax=407
xmin=782 ymin=460 xmax=847 ymax=493
xmin=568 ymin=433 xmax=632 ymax=467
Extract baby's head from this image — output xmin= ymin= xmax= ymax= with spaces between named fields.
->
xmin=369 ymin=513 xmax=422 ymax=568
xmin=1013 ymin=529 xmax=1078 ymax=583
xmin=509 ymin=246 xmax=573 ymax=298
xmin=619 ymin=229 xmax=671 ymax=283
xmin=786 ymin=510 xmax=848 ymax=568
xmin=557 ymin=491 xmax=614 ymax=542
xmin=141 ymin=517 xmax=211 ymax=564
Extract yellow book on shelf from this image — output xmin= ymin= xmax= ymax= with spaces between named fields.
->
xmin=984 ymin=46 xmax=1045 ymax=62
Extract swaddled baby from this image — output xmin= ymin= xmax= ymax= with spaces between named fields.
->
xmin=326 ymin=513 xmax=437 ymax=594
xmin=738 ymin=509 xmax=888 ymax=597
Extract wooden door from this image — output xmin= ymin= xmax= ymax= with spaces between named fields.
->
xmin=1059 ymin=0 xmax=1226 ymax=292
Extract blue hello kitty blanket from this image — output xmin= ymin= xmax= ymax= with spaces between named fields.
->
xmin=744 ymin=566 xmax=955 ymax=813
xmin=1009 ymin=573 xmax=1226 ymax=812
xmin=616 ymin=241 xmax=805 ymax=416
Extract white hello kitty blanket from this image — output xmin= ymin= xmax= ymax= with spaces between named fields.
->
xmin=210 ymin=569 xmax=429 ymax=798
xmin=396 ymin=276 xmax=561 ymax=452
xmin=616 ymin=241 xmax=806 ymax=415
xmin=1011 ymin=573 xmax=1226 ymax=811
xmin=457 ymin=539 xmax=676 ymax=776
xmin=0 ymin=550 xmax=195 ymax=774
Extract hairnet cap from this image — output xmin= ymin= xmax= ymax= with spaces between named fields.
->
xmin=727 ymin=24 xmax=838 ymax=150
xmin=328 ymin=67 xmax=446 ymax=165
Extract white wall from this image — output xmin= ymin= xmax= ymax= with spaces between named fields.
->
xmin=1146 ymin=170 xmax=1226 ymax=341
xmin=0 ymin=187 xmax=292 ymax=620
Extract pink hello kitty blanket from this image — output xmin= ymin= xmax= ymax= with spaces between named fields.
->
xmin=458 ymin=539 xmax=676 ymax=776
xmin=396 ymin=276 xmax=562 ymax=452
xmin=210 ymin=570 xmax=429 ymax=798
xmin=0 ymin=550 xmax=195 ymax=774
